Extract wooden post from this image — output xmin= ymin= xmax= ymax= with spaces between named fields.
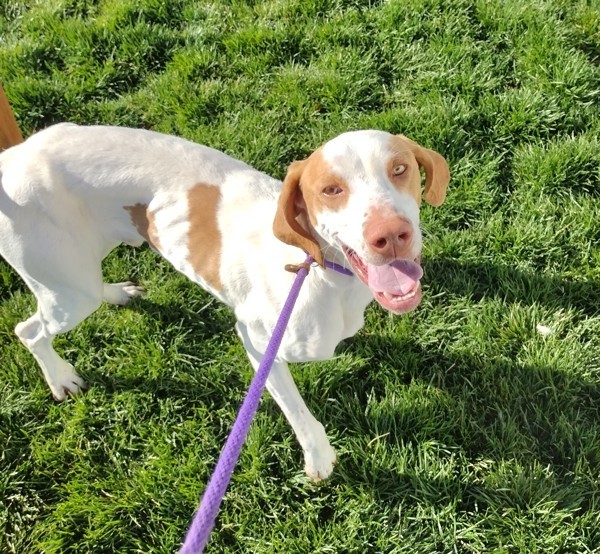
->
xmin=0 ymin=84 xmax=23 ymax=151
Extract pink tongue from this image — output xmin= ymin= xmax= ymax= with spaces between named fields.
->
xmin=367 ymin=259 xmax=423 ymax=295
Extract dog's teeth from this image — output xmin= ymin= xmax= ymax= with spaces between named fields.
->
xmin=382 ymin=289 xmax=417 ymax=302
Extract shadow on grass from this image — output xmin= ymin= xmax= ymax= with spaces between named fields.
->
xmin=320 ymin=331 xmax=600 ymax=543
xmin=5 ymin=253 xmax=597 ymax=552
xmin=77 ymin=293 xmax=246 ymax=404
xmin=317 ymin=259 xmax=599 ymax=535
xmin=424 ymin=257 xmax=600 ymax=317
xmin=38 ymin=255 xmax=599 ymax=515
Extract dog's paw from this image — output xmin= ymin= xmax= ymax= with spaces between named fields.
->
xmin=49 ymin=361 xmax=87 ymax=401
xmin=304 ymin=443 xmax=337 ymax=482
xmin=103 ymin=282 xmax=146 ymax=306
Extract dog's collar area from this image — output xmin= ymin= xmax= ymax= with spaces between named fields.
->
xmin=284 ymin=258 xmax=354 ymax=276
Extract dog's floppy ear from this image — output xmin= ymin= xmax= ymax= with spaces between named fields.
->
xmin=273 ymin=159 xmax=324 ymax=267
xmin=399 ymin=135 xmax=450 ymax=207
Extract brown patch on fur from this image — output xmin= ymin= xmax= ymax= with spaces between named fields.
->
xmin=391 ymin=135 xmax=450 ymax=207
xmin=299 ymin=148 xmax=351 ymax=217
xmin=125 ymin=203 xmax=162 ymax=252
xmin=273 ymin=158 xmax=324 ymax=267
xmin=187 ymin=182 xmax=223 ymax=291
xmin=387 ymin=137 xmax=422 ymax=206
xmin=273 ymin=149 xmax=350 ymax=267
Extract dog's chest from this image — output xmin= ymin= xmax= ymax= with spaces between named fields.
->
xmin=234 ymin=271 xmax=373 ymax=363
xmin=282 ymin=286 xmax=372 ymax=361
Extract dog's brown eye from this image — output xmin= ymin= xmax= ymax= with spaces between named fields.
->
xmin=322 ymin=185 xmax=343 ymax=196
xmin=392 ymin=164 xmax=407 ymax=176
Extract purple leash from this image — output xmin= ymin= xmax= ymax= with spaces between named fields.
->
xmin=180 ymin=256 xmax=352 ymax=553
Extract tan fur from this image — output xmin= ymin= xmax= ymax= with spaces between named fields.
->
xmin=0 ymin=84 xmax=23 ymax=152
xmin=296 ymin=148 xmax=351 ymax=223
xmin=394 ymin=135 xmax=450 ymax=207
xmin=386 ymin=139 xmax=423 ymax=206
xmin=187 ymin=182 xmax=223 ymax=291
xmin=272 ymin=159 xmax=325 ymax=266
xmin=125 ymin=203 xmax=163 ymax=252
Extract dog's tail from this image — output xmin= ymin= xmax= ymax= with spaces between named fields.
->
xmin=0 ymin=83 xmax=24 ymax=215
xmin=0 ymin=84 xmax=23 ymax=153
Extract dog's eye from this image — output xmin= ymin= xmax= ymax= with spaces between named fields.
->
xmin=322 ymin=185 xmax=343 ymax=196
xmin=392 ymin=164 xmax=407 ymax=176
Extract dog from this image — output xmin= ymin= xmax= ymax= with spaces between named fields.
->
xmin=0 ymin=124 xmax=449 ymax=480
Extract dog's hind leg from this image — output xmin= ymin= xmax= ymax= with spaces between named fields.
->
xmin=0 ymin=166 xmax=127 ymax=399
xmin=16 ymin=313 xmax=86 ymax=401
xmin=103 ymin=282 xmax=146 ymax=306
xmin=14 ymin=276 xmax=143 ymax=399
xmin=1 ymin=213 xmax=108 ymax=400
xmin=14 ymin=287 xmax=103 ymax=400
xmin=14 ymin=278 xmax=105 ymax=400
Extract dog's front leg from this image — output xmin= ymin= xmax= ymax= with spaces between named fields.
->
xmin=264 ymin=359 xmax=337 ymax=481
xmin=236 ymin=322 xmax=337 ymax=481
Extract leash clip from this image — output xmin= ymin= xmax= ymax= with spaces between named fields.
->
xmin=284 ymin=262 xmax=311 ymax=274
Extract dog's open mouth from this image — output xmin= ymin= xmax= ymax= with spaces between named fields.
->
xmin=343 ymin=246 xmax=423 ymax=313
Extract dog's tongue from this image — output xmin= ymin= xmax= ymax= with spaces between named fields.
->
xmin=367 ymin=259 xmax=423 ymax=295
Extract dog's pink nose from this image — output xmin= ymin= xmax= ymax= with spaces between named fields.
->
xmin=366 ymin=216 xmax=413 ymax=259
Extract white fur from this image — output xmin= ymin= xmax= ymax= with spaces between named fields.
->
xmin=0 ymin=124 xmax=439 ymax=481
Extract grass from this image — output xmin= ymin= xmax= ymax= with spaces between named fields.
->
xmin=1 ymin=0 xmax=599 ymax=551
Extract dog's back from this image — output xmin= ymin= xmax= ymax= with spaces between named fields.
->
xmin=0 ymin=124 xmax=284 ymax=301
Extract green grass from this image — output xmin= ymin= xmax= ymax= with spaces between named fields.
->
xmin=1 ymin=0 xmax=599 ymax=551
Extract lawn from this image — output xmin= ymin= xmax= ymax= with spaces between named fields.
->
xmin=1 ymin=0 xmax=599 ymax=552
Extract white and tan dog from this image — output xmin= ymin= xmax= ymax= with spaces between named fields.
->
xmin=0 ymin=124 xmax=449 ymax=480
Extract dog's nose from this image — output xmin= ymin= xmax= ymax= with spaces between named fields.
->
xmin=366 ymin=216 xmax=413 ymax=259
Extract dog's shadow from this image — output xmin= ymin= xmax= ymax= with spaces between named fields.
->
xmin=73 ymin=286 xmax=249 ymax=403
xmin=311 ymin=257 xmax=599 ymax=519
xmin=81 ymin=254 xmax=598 ymax=421
xmin=423 ymin=257 xmax=600 ymax=316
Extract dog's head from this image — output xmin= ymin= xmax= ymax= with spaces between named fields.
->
xmin=273 ymin=130 xmax=450 ymax=313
